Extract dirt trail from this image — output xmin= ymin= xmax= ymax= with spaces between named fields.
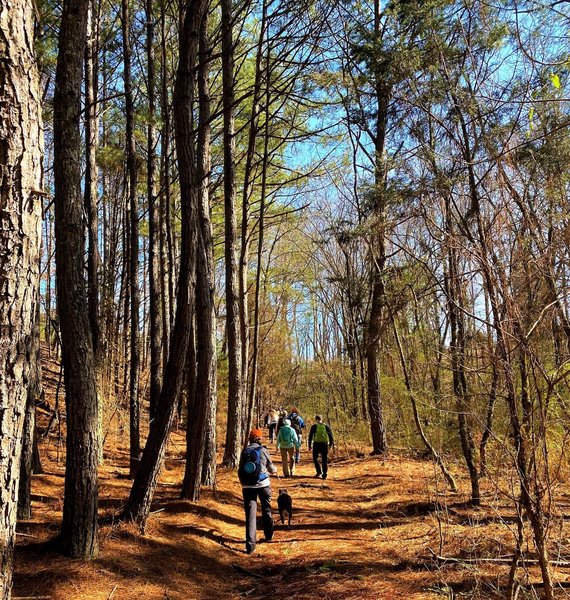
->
xmin=14 ymin=435 xmax=563 ymax=599
xmin=216 ymin=450 xmax=445 ymax=600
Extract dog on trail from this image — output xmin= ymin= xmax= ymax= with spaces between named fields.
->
xmin=277 ymin=489 xmax=293 ymax=529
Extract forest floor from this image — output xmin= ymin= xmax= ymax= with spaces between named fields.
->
xmin=13 ymin=350 xmax=570 ymax=599
xmin=14 ymin=430 xmax=570 ymax=600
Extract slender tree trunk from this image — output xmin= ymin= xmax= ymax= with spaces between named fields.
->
xmin=246 ymin=43 xmax=271 ymax=435
xmin=182 ymin=12 xmax=217 ymax=500
xmin=444 ymin=199 xmax=479 ymax=505
xmin=479 ymin=289 xmax=499 ymax=478
xmin=0 ymin=0 xmax=43 ymax=588
xmin=122 ymin=0 xmax=206 ymax=524
xmin=239 ymin=0 xmax=268 ymax=432
xmin=393 ymin=320 xmax=457 ymax=491
xmin=85 ymin=0 xmax=101 ymax=358
xmin=221 ymin=0 xmax=244 ymax=468
xmin=54 ymin=0 xmax=99 ymax=559
xmin=181 ymin=321 xmax=197 ymax=497
xmin=159 ymin=0 xmax=172 ymax=368
xmin=18 ymin=301 xmax=43 ymax=520
xmin=459 ymin=110 xmax=554 ymax=593
xmin=122 ymin=0 xmax=141 ymax=477
xmin=147 ymin=0 xmax=163 ymax=423
xmin=365 ymin=0 xmax=388 ymax=455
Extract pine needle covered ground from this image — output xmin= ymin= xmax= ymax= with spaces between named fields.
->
xmin=14 ymin=430 xmax=570 ymax=599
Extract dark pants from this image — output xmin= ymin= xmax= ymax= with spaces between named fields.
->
xmin=313 ymin=443 xmax=329 ymax=476
xmin=268 ymin=422 xmax=277 ymax=442
xmin=242 ymin=486 xmax=274 ymax=552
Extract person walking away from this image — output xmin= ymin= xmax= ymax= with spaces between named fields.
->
xmin=276 ymin=419 xmax=300 ymax=477
xmin=276 ymin=410 xmax=287 ymax=435
xmin=238 ymin=429 xmax=277 ymax=554
xmin=267 ymin=408 xmax=279 ymax=443
xmin=308 ymin=415 xmax=334 ymax=479
xmin=288 ymin=407 xmax=305 ymax=463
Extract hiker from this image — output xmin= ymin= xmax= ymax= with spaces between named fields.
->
xmin=238 ymin=429 xmax=277 ymax=554
xmin=276 ymin=419 xmax=300 ymax=477
xmin=275 ymin=410 xmax=288 ymax=434
xmin=308 ymin=415 xmax=334 ymax=479
xmin=288 ymin=407 xmax=305 ymax=463
xmin=266 ymin=408 xmax=279 ymax=443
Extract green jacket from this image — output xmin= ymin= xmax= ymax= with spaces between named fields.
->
xmin=277 ymin=425 xmax=300 ymax=449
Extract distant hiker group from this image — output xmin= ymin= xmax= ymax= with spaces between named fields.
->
xmin=238 ymin=411 xmax=334 ymax=554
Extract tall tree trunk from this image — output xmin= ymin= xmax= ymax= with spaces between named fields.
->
xmin=239 ymin=0 xmax=268 ymax=432
xmin=85 ymin=0 xmax=101 ymax=358
xmin=54 ymin=0 xmax=99 ymax=559
xmin=122 ymin=0 xmax=141 ymax=477
xmin=147 ymin=0 xmax=163 ymax=423
xmin=159 ymin=0 xmax=172 ymax=369
xmin=18 ymin=301 xmax=43 ymax=520
xmin=84 ymin=0 xmax=104 ymax=465
xmin=444 ymin=197 xmax=480 ymax=505
xmin=0 ymin=0 xmax=43 ymax=587
xmin=121 ymin=0 xmax=206 ymax=524
xmin=182 ymin=12 xmax=217 ymax=500
xmin=221 ymin=0 xmax=244 ymax=468
xmin=365 ymin=0 xmax=388 ymax=455
xmin=365 ymin=0 xmax=391 ymax=454
xmin=392 ymin=320 xmax=457 ymax=492
xmin=455 ymin=99 xmax=553 ymax=593
xmin=181 ymin=320 xmax=197 ymax=496
xmin=246 ymin=43 xmax=271 ymax=436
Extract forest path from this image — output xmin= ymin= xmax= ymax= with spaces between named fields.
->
xmin=223 ymin=449 xmax=446 ymax=599
xmin=14 ymin=433 xmax=534 ymax=600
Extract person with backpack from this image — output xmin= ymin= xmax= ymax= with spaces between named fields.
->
xmin=238 ymin=429 xmax=277 ymax=554
xmin=275 ymin=410 xmax=287 ymax=435
xmin=288 ymin=408 xmax=305 ymax=464
xmin=266 ymin=408 xmax=279 ymax=443
xmin=308 ymin=415 xmax=334 ymax=479
xmin=276 ymin=419 xmax=300 ymax=477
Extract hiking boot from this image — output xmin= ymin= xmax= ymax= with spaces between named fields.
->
xmin=322 ymin=474 xmax=327 ymax=479
xmin=314 ymin=473 xmax=321 ymax=478
xmin=246 ymin=546 xmax=256 ymax=555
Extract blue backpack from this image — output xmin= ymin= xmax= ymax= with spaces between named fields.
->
xmin=290 ymin=413 xmax=303 ymax=435
xmin=238 ymin=446 xmax=268 ymax=486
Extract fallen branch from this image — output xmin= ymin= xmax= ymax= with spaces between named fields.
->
xmin=428 ymin=549 xmax=570 ymax=567
xmin=232 ymin=564 xmax=263 ymax=579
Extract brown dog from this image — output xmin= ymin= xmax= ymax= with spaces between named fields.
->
xmin=277 ymin=489 xmax=292 ymax=528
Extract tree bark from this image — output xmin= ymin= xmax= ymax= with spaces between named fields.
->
xmin=159 ymin=0 xmax=172 ymax=369
xmin=0 ymin=0 xmax=43 ymax=589
xmin=84 ymin=0 xmax=101 ymax=358
xmin=221 ymin=0 xmax=244 ymax=468
xmin=54 ymin=0 xmax=99 ymax=559
xmin=182 ymin=11 xmax=217 ymax=500
xmin=147 ymin=0 xmax=163 ymax=423
xmin=121 ymin=0 xmax=141 ymax=477
xmin=239 ymin=0 xmax=268 ymax=432
xmin=246 ymin=41 xmax=271 ymax=436
xmin=121 ymin=0 xmax=206 ymax=524
xmin=444 ymin=198 xmax=480 ymax=506
xmin=365 ymin=0 xmax=388 ymax=455
xmin=18 ymin=301 xmax=43 ymax=520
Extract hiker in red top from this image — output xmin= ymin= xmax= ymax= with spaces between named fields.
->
xmin=238 ymin=429 xmax=277 ymax=554
xmin=308 ymin=415 xmax=334 ymax=479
